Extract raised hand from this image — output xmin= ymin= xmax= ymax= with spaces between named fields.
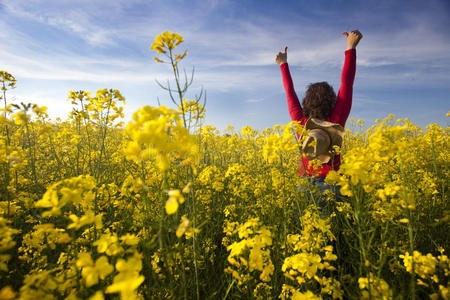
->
xmin=342 ymin=30 xmax=363 ymax=50
xmin=275 ymin=46 xmax=288 ymax=64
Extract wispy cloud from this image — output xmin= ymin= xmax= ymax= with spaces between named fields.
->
xmin=1 ymin=49 xmax=165 ymax=83
xmin=2 ymin=0 xmax=130 ymax=47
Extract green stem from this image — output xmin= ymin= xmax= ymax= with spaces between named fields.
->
xmin=159 ymin=169 xmax=168 ymax=250
xmin=24 ymin=119 xmax=38 ymax=192
xmin=353 ymin=185 xmax=367 ymax=278
xmin=280 ymin=153 xmax=287 ymax=247
xmin=169 ymin=49 xmax=188 ymax=129
xmin=407 ymin=210 xmax=416 ymax=300
xmin=80 ymin=99 xmax=94 ymax=176
xmin=188 ymin=166 xmax=200 ymax=300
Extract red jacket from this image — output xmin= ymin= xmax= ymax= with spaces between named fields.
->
xmin=280 ymin=49 xmax=356 ymax=177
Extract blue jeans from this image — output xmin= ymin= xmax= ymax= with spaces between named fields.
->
xmin=305 ymin=177 xmax=342 ymax=217
xmin=307 ymin=176 xmax=341 ymax=195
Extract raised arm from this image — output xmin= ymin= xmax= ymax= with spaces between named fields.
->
xmin=276 ymin=47 xmax=304 ymax=122
xmin=330 ymin=30 xmax=363 ymax=126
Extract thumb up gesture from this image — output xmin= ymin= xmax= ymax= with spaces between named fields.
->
xmin=343 ymin=30 xmax=363 ymax=50
xmin=275 ymin=46 xmax=288 ymax=64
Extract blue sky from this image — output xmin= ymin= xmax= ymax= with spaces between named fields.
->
xmin=1 ymin=0 xmax=449 ymax=131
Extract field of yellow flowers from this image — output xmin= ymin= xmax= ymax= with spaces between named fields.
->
xmin=0 ymin=32 xmax=449 ymax=299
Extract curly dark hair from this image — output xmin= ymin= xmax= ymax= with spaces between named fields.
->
xmin=302 ymin=81 xmax=336 ymax=120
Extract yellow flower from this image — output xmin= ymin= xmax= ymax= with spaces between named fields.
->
xmin=35 ymin=175 xmax=96 ymax=217
xmin=124 ymin=105 xmax=198 ymax=170
xmin=0 ymin=286 xmax=15 ymax=300
xmin=182 ymin=182 xmax=192 ymax=194
xmin=89 ymin=291 xmax=104 ymax=300
xmin=249 ymin=247 xmax=264 ymax=272
xmin=165 ymin=197 xmax=179 ymax=215
xmin=260 ymin=262 xmax=274 ymax=282
xmin=168 ymin=189 xmax=184 ymax=204
xmin=105 ymin=253 xmax=144 ymax=300
xmin=120 ymin=234 xmax=140 ymax=246
xmin=358 ymin=273 xmax=392 ymax=299
xmin=176 ymin=215 xmax=190 ymax=238
xmin=150 ymin=40 xmax=166 ymax=54
xmin=291 ymin=290 xmax=321 ymax=300
xmin=400 ymin=251 xmax=438 ymax=280
xmin=94 ymin=232 xmax=123 ymax=256
xmin=164 ymin=189 xmax=186 ymax=215
xmin=440 ymin=285 xmax=448 ymax=299
xmin=150 ymin=31 xmax=184 ymax=55
xmin=68 ymin=211 xmax=102 ymax=230
xmin=225 ymin=266 xmax=242 ymax=282
xmin=95 ymin=256 xmax=114 ymax=279
xmin=174 ymin=50 xmax=188 ymax=60
xmin=77 ymin=253 xmax=113 ymax=287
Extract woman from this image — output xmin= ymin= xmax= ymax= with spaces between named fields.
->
xmin=275 ymin=30 xmax=362 ymax=211
xmin=275 ymin=30 xmax=363 ymax=180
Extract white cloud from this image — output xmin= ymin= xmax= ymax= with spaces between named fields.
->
xmin=2 ymin=0 xmax=134 ymax=47
xmin=45 ymin=13 xmax=115 ymax=47
xmin=7 ymin=90 xmax=73 ymax=121
xmin=0 ymin=47 xmax=168 ymax=83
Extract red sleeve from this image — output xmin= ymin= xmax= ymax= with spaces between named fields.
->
xmin=329 ymin=49 xmax=356 ymax=126
xmin=280 ymin=63 xmax=304 ymax=122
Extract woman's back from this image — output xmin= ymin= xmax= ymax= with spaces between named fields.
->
xmin=275 ymin=30 xmax=363 ymax=177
